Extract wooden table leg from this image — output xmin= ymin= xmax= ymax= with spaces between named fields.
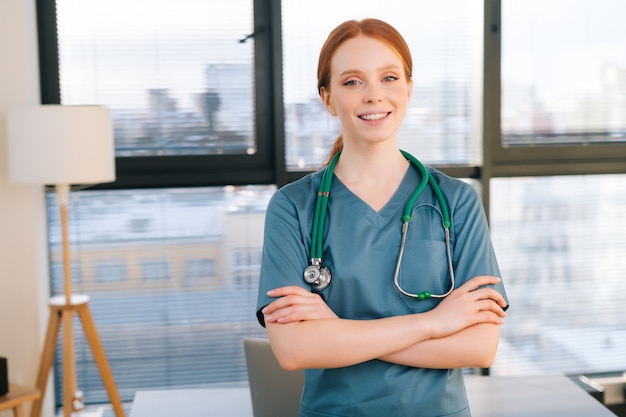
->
xmin=14 ymin=404 xmax=25 ymax=417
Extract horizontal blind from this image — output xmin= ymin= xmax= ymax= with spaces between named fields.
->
xmin=490 ymin=174 xmax=626 ymax=375
xmin=502 ymin=0 xmax=626 ymax=145
xmin=48 ymin=186 xmax=274 ymax=404
xmin=282 ymin=0 xmax=481 ymax=170
xmin=56 ymin=0 xmax=255 ymax=157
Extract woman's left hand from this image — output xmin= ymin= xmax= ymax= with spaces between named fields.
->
xmin=262 ymin=286 xmax=338 ymax=324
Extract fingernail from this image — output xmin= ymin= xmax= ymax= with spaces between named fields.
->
xmin=267 ymin=289 xmax=275 ymax=296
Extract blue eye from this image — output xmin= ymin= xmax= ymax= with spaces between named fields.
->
xmin=383 ymin=75 xmax=399 ymax=82
xmin=343 ymin=79 xmax=360 ymax=86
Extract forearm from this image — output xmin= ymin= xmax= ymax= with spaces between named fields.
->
xmin=266 ymin=313 xmax=436 ymax=371
xmin=379 ymin=323 xmax=501 ymax=369
xmin=264 ymin=277 xmax=506 ymax=371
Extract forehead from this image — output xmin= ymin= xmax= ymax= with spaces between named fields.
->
xmin=331 ymin=35 xmax=403 ymax=74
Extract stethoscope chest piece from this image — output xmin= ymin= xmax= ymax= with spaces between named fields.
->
xmin=304 ymin=259 xmax=332 ymax=292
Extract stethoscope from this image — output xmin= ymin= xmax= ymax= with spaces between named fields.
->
xmin=303 ymin=150 xmax=456 ymax=300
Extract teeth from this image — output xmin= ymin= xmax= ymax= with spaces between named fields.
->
xmin=360 ymin=113 xmax=387 ymax=121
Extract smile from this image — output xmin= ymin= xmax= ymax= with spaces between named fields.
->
xmin=359 ymin=112 xmax=390 ymax=121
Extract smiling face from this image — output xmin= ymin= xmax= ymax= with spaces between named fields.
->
xmin=320 ymin=35 xmax=412 ymax=149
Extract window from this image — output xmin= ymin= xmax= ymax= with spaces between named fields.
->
xmin=501 ymin=0 xmax=626 ymax=146
xmin=489 ymin=0 xmax=626 ymax=171
xmin=487 ymin=0 xmax=626 ymax=377
xmin=56 ymin=187 xmax=272 ymax=405
xmin=95 ymin=261 xmax=127 ymax=283
xmin=185 ymin=258 xmax=216 ymax=280
xmin=141 ymin=258 xmax=171 ymax=281
xmin=40 ymin=0 xmax=277 ymax=188
xmin=56 ymin=0 xmax=255 ymax=157
xmin=233 ymin=248 xmax=262 ymax=287
xmin=490 ymin=174 xmax=626 ymax=375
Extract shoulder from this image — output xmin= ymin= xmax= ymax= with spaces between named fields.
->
xmin=266 ymin=169 xmax=324 ymax=215
xmin=427 ymin=167 xmax=481 ymax=205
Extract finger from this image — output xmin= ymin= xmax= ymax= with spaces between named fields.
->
xmin=274 ymin=306 xmax=319 ymax=323
xmin=267 ymin=285 xmax=310 ymax=297
xmin=266 ymin=302 xmax=335 ymax=323
xmin=262 ymin=294 xmax=307 ymax=314
xmin=262 ymin=291 xmax=323 ymax=315
xmin=476 ymin=310 xmax=506 ymax=325
xmin=476 ymin=299 xmax=507 ymax=319
xmin=461 ymin=275 xmax=502 ymax=291
xmin=261 ymin=298 xmax=287 ymax=315
xmin=471 ymin=287 xmax=508 ymax=309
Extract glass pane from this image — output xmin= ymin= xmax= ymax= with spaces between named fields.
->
xmin=490 ymin=175 xmax=626 ymax=375
xmin=56 ymin=0 xmax=255 ymax=157
xmin=282 ymin=0 xmax=481 ymax=170
xmin=502 ymin=0 xmax=626 ymax=146
xmin=46 ymin=186 xmax=274 ymax=404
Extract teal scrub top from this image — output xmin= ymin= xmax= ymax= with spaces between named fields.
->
xmin=256 ymin=163 xmax=508 ymax=417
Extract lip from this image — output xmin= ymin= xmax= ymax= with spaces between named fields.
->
xmin=358 ymin=111 xmax=391 ymax=122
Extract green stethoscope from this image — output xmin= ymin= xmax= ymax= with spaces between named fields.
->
xmin=303 ymin=150 xmax=456 ymax=299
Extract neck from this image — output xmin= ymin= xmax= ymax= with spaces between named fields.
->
xmin=334 ymin=144 xmax=409 ymax=185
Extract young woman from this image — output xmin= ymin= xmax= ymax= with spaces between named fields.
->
xmin=256 ymin=18 xmax=509 ymax=417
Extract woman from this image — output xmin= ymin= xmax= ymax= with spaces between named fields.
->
xmin=256 ymin=18 xmax=508 ymax=417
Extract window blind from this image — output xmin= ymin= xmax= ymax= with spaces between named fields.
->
xmin=502 ymin=0 xmax=626 ymax=146
xmin=48 ymin=187 xmax=273 ymax=404
xmin=490 ymin=175 xmax=626 ymax=375
xmin=56 ymin=0 xmax=255 ymax=157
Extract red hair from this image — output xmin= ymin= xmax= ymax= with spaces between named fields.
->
xmin=317 ymin=19 xmax=413 ymax=164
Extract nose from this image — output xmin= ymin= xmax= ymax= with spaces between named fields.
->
xmin=363 ymin=83 xmax=383 ymax=103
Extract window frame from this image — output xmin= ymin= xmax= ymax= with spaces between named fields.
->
xmin=480 ymin=0 xmax=626 ymax=218
xmin=36 ymin=0 xmax=285 ymax=189
xmin=483 ymin=0 xmax=626 ymax=180
xmin=37 ymin=0 xmax=626 ymax=196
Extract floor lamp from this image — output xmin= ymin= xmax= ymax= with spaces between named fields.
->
xmin=7 ymin=105 xmax=126 ymax=417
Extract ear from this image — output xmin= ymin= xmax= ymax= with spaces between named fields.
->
xmin=320 ymin=86 xmax=336 ymax=116
xmin=406 ymin=78 xmax=413 ymax=101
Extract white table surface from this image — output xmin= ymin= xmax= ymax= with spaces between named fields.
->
xmin=465 ymin=374 xmax=617 ymax=417
xmin=130 ymin=374 xmax=617 ymax=417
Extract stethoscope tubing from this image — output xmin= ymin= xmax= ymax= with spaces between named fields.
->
xmin=306 ymin=150 xmax=455 ymax=298
xmin=393 ymin=206 xmax=455 ymax=299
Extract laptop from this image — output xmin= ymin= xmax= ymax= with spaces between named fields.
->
xmin=244 ymin=337 xmax=304 ymax=417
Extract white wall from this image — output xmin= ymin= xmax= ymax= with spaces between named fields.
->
xmin=0 ymin=0 xmax=54 ymax=416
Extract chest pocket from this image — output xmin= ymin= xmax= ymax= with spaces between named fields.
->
xmin=396 ymin=203 xmax=453 ymax=311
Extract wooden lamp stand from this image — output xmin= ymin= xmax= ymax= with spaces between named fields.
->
xmin=29 ymin=185 xmax=126 ymax=417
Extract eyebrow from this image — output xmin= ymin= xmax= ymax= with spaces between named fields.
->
xmin=338 ymin=64 xmax=402 ymax=78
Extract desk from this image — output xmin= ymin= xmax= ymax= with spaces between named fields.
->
xmin=130 ymin=375 xmax=616 ymax=417
xmin=0 ymin=384 xmax=41 ymax=417
xmin=465 ymin=375 xmax=617 ymax=417
xmin=130 ymin=388 xmax=252 ymax=416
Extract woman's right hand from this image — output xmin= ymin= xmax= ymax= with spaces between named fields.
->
xmin=262 ymin=285 xmax=338 ymax=324
xmin=425 ymin=275 xmax=507 ymax=339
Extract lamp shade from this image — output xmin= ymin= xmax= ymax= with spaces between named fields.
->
xmin=7 ymin=105 xmax=115 ymax=185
